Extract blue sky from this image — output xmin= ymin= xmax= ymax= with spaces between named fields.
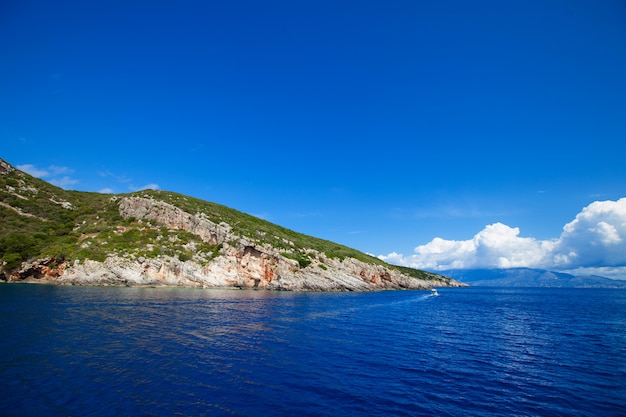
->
xmin=2 ymin=1 xmax=626 ymax=278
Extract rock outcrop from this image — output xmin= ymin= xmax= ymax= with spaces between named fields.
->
xmin=118 ymin=197 xmax=233 ymax=245
xmin=9 ymin=196 xmax=464 ymax=291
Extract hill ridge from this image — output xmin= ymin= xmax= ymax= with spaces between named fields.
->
xmin=0 ymin=158 xmax=464 ymax=291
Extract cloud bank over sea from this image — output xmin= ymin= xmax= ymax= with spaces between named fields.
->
xmin=380 ymin=198 xmax=626 ymax=280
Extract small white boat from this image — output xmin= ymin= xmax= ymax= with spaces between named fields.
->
xmin=430 ymin=288 xmax=439 ymax=296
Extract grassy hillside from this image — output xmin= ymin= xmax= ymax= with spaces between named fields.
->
xmin=0 ymin=158 xmax=433 ymax=279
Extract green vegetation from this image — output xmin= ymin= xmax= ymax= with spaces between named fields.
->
xmin=0 ymin=158 xmax=433 ymax=280
xmin=135 ymin=189 xmax=389 ymax=266
xmin=0 ymin=162 xmax=219 ymax=270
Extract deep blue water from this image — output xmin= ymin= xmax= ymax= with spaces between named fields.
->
xmin=1 ymin=285 xmax=625 ymax=417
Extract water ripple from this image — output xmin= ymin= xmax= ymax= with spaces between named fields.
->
xmin=0 ymin=286 xmax=625 ymax=416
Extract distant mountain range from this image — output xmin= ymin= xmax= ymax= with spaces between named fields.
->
xmin=436 ymin=267 xmax=626 ymax=288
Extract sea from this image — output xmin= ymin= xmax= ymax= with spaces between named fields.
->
xmin=0 ymin=285 xmax=624 ymax=417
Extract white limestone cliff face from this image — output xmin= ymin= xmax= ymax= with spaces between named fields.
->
xmin=13 ymin=196 xmax=464 ymax=290
xmin=118 ymin=197 xmax=233 ymax=245
xmin=57 ymin=250 xmax=459 ymax=290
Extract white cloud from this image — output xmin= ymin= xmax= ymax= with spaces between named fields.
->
xmin=99 ymin=187 xmax=114 ymax=194
xmin=48 ymin=165 xmax=73 ymax=176
xmin=130 ymin=183 xmax=160 ymax=191
xmin=17 ymin=163 xmax=78 ymax=189
xmin=50 ymin=176 xmax=79 ymax=188
xmin=379 ymin=198 xmax=626 ymax=277
xmin=99 ymin=170 xmax=131 ymax=183
xmin=17 ymin=164 xmax=49 ymax=178
xmin=550 ymin=198 xmax=626 ymax=269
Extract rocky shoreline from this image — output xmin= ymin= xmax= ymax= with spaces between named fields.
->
xmin=5 ymin=251 xmax=466 ymax=291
